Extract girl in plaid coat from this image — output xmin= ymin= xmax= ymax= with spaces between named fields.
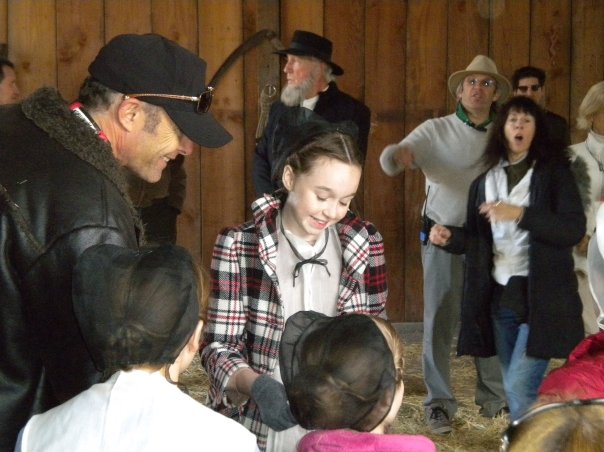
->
xmin=201 ymin=127 xmax=388 ymax=451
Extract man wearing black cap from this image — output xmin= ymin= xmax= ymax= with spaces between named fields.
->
xmin=253 ymin=30 xmax=370 ymax=196
xmin=0 ymin=33 xmax=230 ymax=450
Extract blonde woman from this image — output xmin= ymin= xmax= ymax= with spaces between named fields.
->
xmin=569 ymin=81 xmax=604 ymax=335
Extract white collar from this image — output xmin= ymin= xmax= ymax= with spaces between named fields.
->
xmin=301 ymin=94 xmax=320 ymax=110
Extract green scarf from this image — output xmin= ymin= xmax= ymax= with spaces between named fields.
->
xmin=456 ymin=102 xmax=495 ymax=132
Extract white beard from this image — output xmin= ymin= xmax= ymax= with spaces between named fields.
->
xmin=280 ymin=71 xmax=318 ymax=106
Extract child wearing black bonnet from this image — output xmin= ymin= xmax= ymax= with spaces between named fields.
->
xmin=17 ymin=244 xmax=259 ymax=452
xmin=280 ymin=311 xmax=436 ymax=451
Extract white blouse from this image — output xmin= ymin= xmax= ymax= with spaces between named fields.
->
xmin=485 ymin=159 xmax=533 ymax=286
xmin=20 ymin=370 xmax=259 ymax=452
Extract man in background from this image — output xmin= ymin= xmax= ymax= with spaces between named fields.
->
xmin=253 ymin=30 xmax=370 ymax=196
xmin=511 ymin=65 xmax=570 ymax=146
xmin=380 ymin=55 xmax=509 ymax=434
xmin=0 ymin=33 xmax=230 ymax=450
xmin=0 ymin=57 xmax=20 ymax=104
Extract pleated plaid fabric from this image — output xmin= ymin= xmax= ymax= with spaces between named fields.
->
xmin=201 ymin=194 xmax=388 ymax=449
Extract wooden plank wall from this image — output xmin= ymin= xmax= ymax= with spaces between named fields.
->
xmin=1 ymin=0 xmax=603 ymax=321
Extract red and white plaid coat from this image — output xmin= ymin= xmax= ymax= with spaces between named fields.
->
xmin=201 ymin=194 xmax=388 ymax=449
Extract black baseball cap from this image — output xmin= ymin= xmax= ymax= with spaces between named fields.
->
xmin=89 ymin=33 xmax=231 ymax=148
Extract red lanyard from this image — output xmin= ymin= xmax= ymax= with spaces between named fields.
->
xmin=69 ymin=102 xmax=109 ymax=143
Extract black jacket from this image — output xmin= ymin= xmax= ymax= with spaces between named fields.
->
xmin=444 ymin=159 xmax=585 ymax=360
xmin=0 ymin=88 xmax=141 ymax=450
xmin=253 ymin=81 xmax=370 ymax=196
xmin=545 ymin=109 xmax=571 ymax=147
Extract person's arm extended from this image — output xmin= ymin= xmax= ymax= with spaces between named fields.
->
xmin=225 ymin=367 xmax=259 ymax=404
xmin=379 ymin=143 xmax=416 ymax=176
xmin=226 ymin=358 xmax=297 ymax=431
xmin=201 ymin=229 xmax=252 ymax=408
xmin=430 ymin=224 xmax=468 ymax=254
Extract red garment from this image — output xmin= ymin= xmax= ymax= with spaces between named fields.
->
xmin=538 ymin=331 xmax=604 ymax=400
xmin=297 ymin=429 xmax=436 ymax=452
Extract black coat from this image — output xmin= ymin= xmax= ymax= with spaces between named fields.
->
xmin=253 ymin=81 xmax=370 ymax=196
xmin=545 ymin=109 xmax=571 ymax=148
xmin=0 ymin=88 xmax=141 ymax=450
xmin=444 ymin=159 xmax=585 ymax=360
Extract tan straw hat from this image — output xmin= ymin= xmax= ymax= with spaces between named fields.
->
xmin=447 ymin=54 xmax=511 ymax=102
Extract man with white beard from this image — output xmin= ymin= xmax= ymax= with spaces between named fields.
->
xmin=253 ymin=30 xmax=370 ymax=197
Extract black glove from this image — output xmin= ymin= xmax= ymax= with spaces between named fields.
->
xmin=250 ymin=374 xmax=298 ymax=431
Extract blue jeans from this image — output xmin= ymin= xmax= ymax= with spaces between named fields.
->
xmin=492 ymin=306 xmax=549 ymax=420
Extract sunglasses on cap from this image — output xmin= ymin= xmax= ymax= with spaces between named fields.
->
xmin=516 ymin=84 xmax=541 ymax=93
xmin=124 ymin=86 xmax=214 ymax=113
xmin=499 ymin=398 xmax=604 ymax=451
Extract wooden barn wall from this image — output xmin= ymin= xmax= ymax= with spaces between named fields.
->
xmin=1 ymin=0 xmax=603 ymax=321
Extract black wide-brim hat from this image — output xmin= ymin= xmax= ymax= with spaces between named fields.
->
xmin=89 ymin=33 xmax=232 ymax=148
xmin=274 ymin=30 xmax=344 ymax=76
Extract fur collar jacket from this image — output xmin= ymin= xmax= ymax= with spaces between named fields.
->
xmin=0 ymin=87 xmax=141 ymax=450
xmin=21 ymin=87 xmax=140 ymax=223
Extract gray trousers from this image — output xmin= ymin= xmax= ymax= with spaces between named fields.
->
xmin=421 ymin=242 xmax=506 ymax=417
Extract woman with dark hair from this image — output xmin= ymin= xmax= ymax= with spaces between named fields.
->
xmin=201 ymin=117 xmax=387 ymax=451
xmin=429 ymin=96 xmax=586 ymax=421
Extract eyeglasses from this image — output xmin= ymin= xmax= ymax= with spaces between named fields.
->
xmin=499 ymin=398 xmax=604 ymax=452
xmin=466 ymin=78 xmax=497 ymax=88
xmin=516 ymin=84 xmax=541 ymax=93
xmin=124 ymin=86 xmax=214 ymax=113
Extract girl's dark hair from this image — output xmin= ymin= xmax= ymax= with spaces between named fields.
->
xmin=482 ymin=96 xmax=568 ymax=170
xmin=270 ymin=108 xmax=361 ymax=186
xmin=285 ymin=131 xmax=362 ymax=177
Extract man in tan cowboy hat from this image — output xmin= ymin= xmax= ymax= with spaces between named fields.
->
xmin=253 ymin=30 xmax=370 ymax=196
xmin=379 ymin=55 xmax=510 ymax=434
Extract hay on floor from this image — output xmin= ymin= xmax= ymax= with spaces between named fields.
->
xmin=391 ymin=343 xmax=508 ymax=452
xmin=183 ymin=341 xmax=563 ymax=452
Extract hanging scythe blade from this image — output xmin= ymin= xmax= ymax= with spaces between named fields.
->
xmin=208 ymin=29 xmax=284 ymax=89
